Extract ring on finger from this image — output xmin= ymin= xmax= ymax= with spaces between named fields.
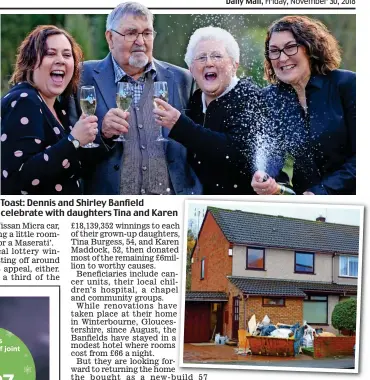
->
xmin=158 ymin=116 xmax=163 ymax=121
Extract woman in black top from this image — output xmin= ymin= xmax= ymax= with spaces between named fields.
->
xmin=1 ymin=25 xmax=98 ymax=195
xmin=152 ymin=26 xmax=264 ymax=195
xmin=252 ymin=15 xmax=356 ymax=195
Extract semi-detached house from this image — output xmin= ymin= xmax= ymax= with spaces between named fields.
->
xmin=184 ymin=207 xmax=359 ymax=343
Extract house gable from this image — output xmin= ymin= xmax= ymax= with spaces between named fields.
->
xmin=191 ymin=211 xmax=232 ymax=292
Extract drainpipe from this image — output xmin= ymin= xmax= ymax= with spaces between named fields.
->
xmin=332 ymin=252 xmax=337 ymax=283
xmin=244 ymin=294 xmax=249 ymax=329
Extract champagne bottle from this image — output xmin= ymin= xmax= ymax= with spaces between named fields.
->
xmin=274 ymin=183 xmax=296 ymax=195
xmin=262 ymin=174 xmax=296 ymax=195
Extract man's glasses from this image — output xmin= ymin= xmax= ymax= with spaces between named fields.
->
xmin=193 ymin=53 xmax=225 ymax=64
xmin=111 ymin=29 xmax=156 ymax=41
xmin=266 ymin=43 xmax=301 ymax=60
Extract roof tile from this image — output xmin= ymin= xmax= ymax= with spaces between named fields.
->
xmin=228 ymin=276 xmax=357 ymax=297
xmin=208 ymin=207 xmax=359 ymax=254
xmin=185 ymin=291 xmax=228 ymax=301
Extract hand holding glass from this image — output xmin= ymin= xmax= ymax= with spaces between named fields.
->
xmin=153 ymin=81 xmax=169 ymax=142
xmin=80 ymin=85 xmax=99 ymax=148
xmin=114 ymin=82 xmax=133 ymax=142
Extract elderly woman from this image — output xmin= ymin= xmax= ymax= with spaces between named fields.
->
xmin=1 ymin=25 xmax=98 ymax=195
xmin=153 ymin=26 xmax=263 ymax=195
xmin=252 ymin=15 xmax=356 ymax=195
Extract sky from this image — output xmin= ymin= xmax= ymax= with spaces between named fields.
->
xmin=187 ymin=201 xmax=362 ymax=233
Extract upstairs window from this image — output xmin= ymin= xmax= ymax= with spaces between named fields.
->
xmin=246 ymin=247 xmax=265 ymax=270
xmin=295 ymin=252 xmax=314 ymax=274
xmin=340 ymin=256 xmax=358 ymax=277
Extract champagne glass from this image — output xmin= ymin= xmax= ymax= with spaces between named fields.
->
xmin=113 ymin=82 xmax=133 ymax=142
xmin=153 ymin=81 xmax=169 ymax=142
xmin=80 ymin=85 xmax=99 ymax=148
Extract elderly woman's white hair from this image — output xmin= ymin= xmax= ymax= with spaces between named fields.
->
xmin=184 ymin=26 xmax=240 ymax=67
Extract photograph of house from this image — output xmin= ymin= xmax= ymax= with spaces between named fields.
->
xmin=183 ymin=205 xmax=360 ymax=353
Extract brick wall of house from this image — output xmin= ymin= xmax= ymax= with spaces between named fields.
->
xmin=191 ymin=212 xmax=232 ymax=292
xmin=245 ymin=297 xmax=303 ymax=326
xmin=223 ymin=285 xmax=304 ymax=339
xmin=314 ymin=336 xmax=356 ymax=358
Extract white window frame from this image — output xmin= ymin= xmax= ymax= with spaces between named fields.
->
xmin=339 ymin=255 xmax=358 ymax=278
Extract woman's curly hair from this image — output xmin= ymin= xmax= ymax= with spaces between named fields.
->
xmin=10 ymin=25 xmax=83 ymax=97
xmin=264 ymin=15 xmax=342 ymax=84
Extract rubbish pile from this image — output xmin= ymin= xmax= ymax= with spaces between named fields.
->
xmin=248 ymin=315 xmax=327 ymax=343
xmin=247 ymin=314 xmax=300 ymax=338
xmin=225 ymin=314 xmax=335 ymax=357
xmin=214 ymin=333 xmax=229 ymax=345
xmin=235 ymin=315 xmax=332 ymax=356
xmin=235 ymin=315 xmax=335 ymax=356
xmin=301 ymin=320 xmax=315 ymax=348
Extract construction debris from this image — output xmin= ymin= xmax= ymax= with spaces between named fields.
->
xmin=215 ymin=333 xmax=229 ymax=345
xmin=244 ymin=315 xmax=307 ymax=356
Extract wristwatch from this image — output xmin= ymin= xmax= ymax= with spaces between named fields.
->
xmin=68 ymin=134 xmax=80 ymax=149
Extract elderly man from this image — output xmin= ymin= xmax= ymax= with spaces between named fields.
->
xmin=70 ymin=2 xmax=201 ymax=195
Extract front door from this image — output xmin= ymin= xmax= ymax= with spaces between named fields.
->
xmin=232 ymin=296 xmax=240 ymax=340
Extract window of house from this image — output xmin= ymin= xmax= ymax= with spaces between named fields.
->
xmin=263 ymin=297 xmax=285 ymax=306
xmin=339 ymin=256 xmax=358 ymax=277
xmin=303 ymin=294 xmax=328 ymax=324
xmin=246 ymin=247 xmax=265 ymax=270
xmin=200 ymin=258 xmax=205 ymax=280
xmin=295 ymin=252 xmax=314 ymax=274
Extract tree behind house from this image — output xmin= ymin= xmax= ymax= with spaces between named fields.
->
xmin=186 ymin=229 xmax=196 ymax=290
